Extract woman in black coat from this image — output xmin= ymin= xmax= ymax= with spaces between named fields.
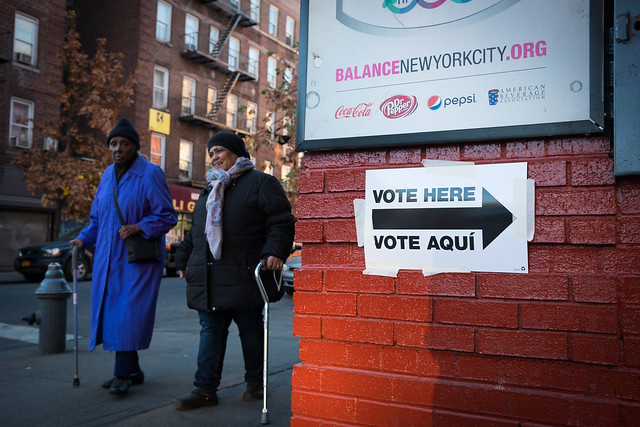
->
xmin=174 ymin=131 xmax=295 ymax=410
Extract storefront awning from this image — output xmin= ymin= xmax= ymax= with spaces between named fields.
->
xmin=168 ymin=184 xmax=201 ymax=213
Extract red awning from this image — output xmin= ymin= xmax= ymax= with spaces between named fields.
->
xmin=168 ymin=184 xmax=201 ymax=213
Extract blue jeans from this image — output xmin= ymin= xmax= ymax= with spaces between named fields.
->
xmin=194 ymin=307 xmax=263 ymax=395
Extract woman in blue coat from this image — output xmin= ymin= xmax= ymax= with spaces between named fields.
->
xmin=71 ymin=118 xmax=177 ymax=396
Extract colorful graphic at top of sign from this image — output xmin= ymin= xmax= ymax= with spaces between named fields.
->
xmin=336 ymin=0 xmax=522 ymax=35
xmin=383 ymin=0 xmax=473 ymax=15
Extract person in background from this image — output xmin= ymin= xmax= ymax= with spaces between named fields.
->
xmin=70 ymin=118 xmax=177 ymax=396
xmin=174 ymin=131 xmax=295 ymax=410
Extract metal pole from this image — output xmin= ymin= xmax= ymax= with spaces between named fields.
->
xmin=72 ymin=245 xmax=80 ymax=387
xmin=261 ymin=301 xmax=269 ymax=425
xmin=254 ymin=260 xmax=270 ymax=425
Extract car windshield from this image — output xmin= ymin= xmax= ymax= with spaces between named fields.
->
xmin=58 ymin=225 xmax=88 ymax=241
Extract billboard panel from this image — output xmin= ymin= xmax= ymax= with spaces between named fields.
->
xmin=296 ymin=0 xmax=604 ymax=151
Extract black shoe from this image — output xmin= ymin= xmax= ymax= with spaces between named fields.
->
xmin=175 ymin=389 xmax=219 ymax=410
xmin=243 ymin=383 xmax=263 ymax=402
xmin=109 ymin=377 xmax=130 ymax=395
xmin=101 ymin=371 xmax=145 ymax=389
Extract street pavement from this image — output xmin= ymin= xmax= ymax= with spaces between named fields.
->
xmin=0 ymin=271 xmax=298 ymax=426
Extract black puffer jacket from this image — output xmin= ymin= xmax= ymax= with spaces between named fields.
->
xmin=174 ymin=169 xmax=295 ymax=312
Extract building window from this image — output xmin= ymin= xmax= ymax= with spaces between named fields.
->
xmin=268 ymin=6 xmax=278 ymax=36
xmin=209 ymin=26 xmax=219 ymax=55
xmin=283 ymin=67 xmax=292 ymax=86
xmin=263 ymin=160 xmax=273 ymax=176
xmin=150 ymin=132 xmax=166 ymax=170
xmin=182 ymin=77 xmax=196 ymax=115
xmin=205 ymin=145 xmax=211 ymax=172
xmin=185 ymin=14 xmax=199 ymax=50
xmin=282 ymin=116 xmax=290 ymax=136
xmin=281 ymin=164 xmax=291 ymax=181
xmin=153 ymin=66 xmax=169 ymax=109
xmin=179 ymin=140 xmax=193 ymax=179
xmin=226 ymin=94 xmax=238 ymax=128
xmin=14 ymin=13 xmax=37 ymax=66
xmin=267 ymin=57 xmax=277 ymax=88
xmin=44 ymin=137 xmax=58 ymax=151
xmin=265 ymin=111 xmax=275 ymax=140
xmin=228 ymin=36 xmax=240 ymax=70
xmin=285 ymin=16 xmax=295 ymax=46
xmin=250 ymin=0 xmax=260 ymax=23
xmin=156 ymin=1 xmax=172 ymax=42
xmin=248 ymin=47 xmax=259 ymax=78
xmin=206 ymin=86 xmax=217 ymax=117
xmin=10 ymin=98 xmax=34 ymax=149
xmin=246 ymin=101 xmax=257 ymax=134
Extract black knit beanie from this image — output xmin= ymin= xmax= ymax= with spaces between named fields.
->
xmin=207 ymin=131 xmax=250 ymax=158
xmin=107 ymin=118 xmax=140 ymax=149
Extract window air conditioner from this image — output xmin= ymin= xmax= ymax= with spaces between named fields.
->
xmin=16 ymin=52 xmax=32 ymax=65
xmin=10 ymin=136 xmax=30 ymax=149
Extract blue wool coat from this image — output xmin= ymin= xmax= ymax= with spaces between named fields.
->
xmin=77 ymin=155 xmax=177 ymax=351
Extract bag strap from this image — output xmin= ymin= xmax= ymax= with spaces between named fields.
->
xmin=112 ymin=185 xmax=126 ymax=226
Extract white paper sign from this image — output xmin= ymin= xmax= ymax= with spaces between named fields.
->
xmin=363 ymin=162 xmax=529 ymax=275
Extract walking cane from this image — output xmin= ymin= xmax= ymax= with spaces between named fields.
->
xmin=254 ymin=259 xmax=271 ymax=425
xmin=72 ymin=245 xmax=80 ymax=387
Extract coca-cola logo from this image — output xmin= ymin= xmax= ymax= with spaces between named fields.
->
xmin=380 ymin=95 xmax=418 ymax=119
xmin=335 ymin=102 xmax=373 ymax=119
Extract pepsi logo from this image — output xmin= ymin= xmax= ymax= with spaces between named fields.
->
xmin=428 ymin=96 xmax=442 ymax=110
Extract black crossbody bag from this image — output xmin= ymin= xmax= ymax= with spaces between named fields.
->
xmin=112 ymin=185 xmax=160 ymax=263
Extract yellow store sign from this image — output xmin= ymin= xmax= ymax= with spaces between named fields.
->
xmin=149 ymin=108 xmax=170 ymax=134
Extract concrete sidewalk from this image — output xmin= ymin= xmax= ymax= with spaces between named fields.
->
xmin=0 ymin=273 xmax=297 ymax=426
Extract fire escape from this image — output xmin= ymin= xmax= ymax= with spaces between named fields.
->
xmin=179 ymin=0 xmax=258 ymax=133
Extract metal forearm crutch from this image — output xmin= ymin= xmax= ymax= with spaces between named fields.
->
xmin=254 ymin=259 xmax=271 ymax=425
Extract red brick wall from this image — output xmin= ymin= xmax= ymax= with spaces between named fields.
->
xmin=291 ymin=137 xmax=640 ymax=426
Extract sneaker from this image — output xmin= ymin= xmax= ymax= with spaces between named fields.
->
xmin=243 ymin=382 xmax=263 ymax=402
xmin=175 ymin=389 xmax=219 ymax=410
xmin=101 ymin=371 xmax=145 ymax=389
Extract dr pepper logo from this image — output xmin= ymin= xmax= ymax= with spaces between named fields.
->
xmin=380 ymin=95 xmax=418 ymax=119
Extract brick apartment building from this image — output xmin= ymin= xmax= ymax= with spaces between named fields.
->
xmin=0 ymin=0 xmax=300 ymax=270
xmin=0 ymin=0 xmax=67 ymax=271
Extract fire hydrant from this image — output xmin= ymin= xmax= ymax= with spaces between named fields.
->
xmin=35 ymin=263 xmax=72 ymax=354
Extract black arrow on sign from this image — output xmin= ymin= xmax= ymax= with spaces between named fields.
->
xmin=372 ymin=188 xmax=515 ymax=249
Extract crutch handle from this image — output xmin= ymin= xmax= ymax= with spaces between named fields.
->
xmin=254 ymin=259 xmax=270 ymax=303
xmin=72 ymin=245 xmax=78 ymax=270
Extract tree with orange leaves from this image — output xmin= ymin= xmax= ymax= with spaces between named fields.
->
xmin=12 ymin=11 xmax=136 ymax=238
xmin=247 ymin=47 xmax=300 ymax=212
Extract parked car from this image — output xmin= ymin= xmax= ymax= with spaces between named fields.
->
xmin=15 ymin=226 xmax=178 ymax=283
xmin=14 ymin=226 xmax=94 ymax=283
xmin=164 ymin=242 xmax=179 ymax=277
xmin=281 ymin=243 xmax=301 ymax=295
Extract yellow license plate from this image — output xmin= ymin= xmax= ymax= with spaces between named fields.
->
xmin=21 ymin=260 xmax=30 ymax=267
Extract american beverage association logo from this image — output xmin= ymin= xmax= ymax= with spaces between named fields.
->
xmin=335 ymin=103 xmax=373 ymax=119
xmin=380 ymin=95 xmax=418 ymax=119
xmin=383 ymin=0 xmax=473 ymax=14
xmin=488 ymin=84 xmax=546 ymax=106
